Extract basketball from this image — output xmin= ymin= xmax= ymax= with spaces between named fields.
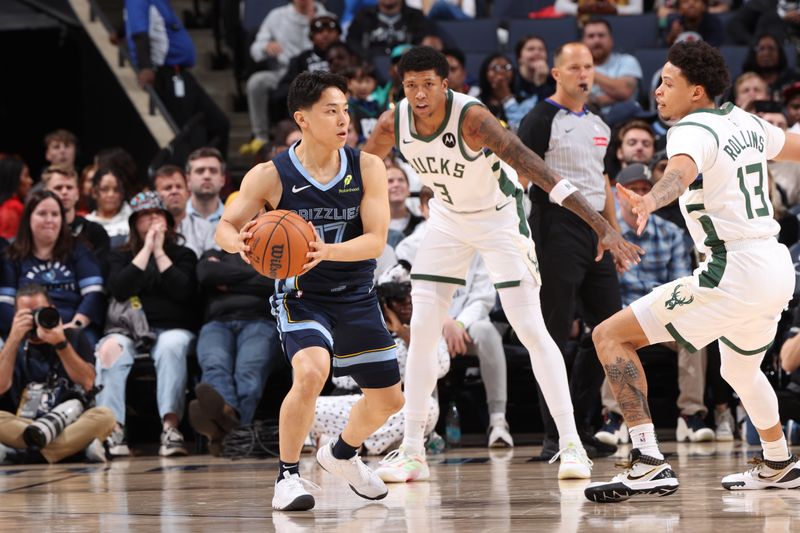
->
xmin=246 ymin=210 xmax=316 ymax=279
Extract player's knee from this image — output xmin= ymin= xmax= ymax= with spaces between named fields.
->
xmin=592 ymin=321 xmax=621 ymax=362
xmin=383 ymin=388 xmax=405 ymax=415
xmin=719 ymin=359 xmax=751 ymax=388
xmin=294 ymin=367 xmax=327 ymax=396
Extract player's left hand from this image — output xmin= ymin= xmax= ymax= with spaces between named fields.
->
xmin=596 ymin=226 xmax=644 ymax=272
xmin=302 ymin=222 xmax=329 ymax=273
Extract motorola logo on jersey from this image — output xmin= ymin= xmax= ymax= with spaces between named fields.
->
xmin=442 ymin=133 xmax=456 ymax=148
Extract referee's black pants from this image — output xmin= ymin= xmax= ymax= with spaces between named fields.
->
xmin=529 ymin=203 xmax=622 ymax=442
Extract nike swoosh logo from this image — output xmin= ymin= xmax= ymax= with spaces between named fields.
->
xmin=402 ymin=139 xmax=414 ymax=144
xmin=565 ymin=128 xmax=574 ymax=134
xmin=292 ymin=184 xmax=312 ymax=193
xmin=628 ymin=467 xmax=658 ymax=480
xmin=758 ymin=471 xmax=783 ymax=480
xmin=496 ymin=201 xmax=511 ymax=211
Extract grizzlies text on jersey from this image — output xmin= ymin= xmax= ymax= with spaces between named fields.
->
xmin=271 ymin=142 xmax=376 ymax=294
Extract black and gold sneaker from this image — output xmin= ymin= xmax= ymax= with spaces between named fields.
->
xmin=584 ymin=449 xmax=679 ymax=503
xmin=722 ymin=454 xmax=800 ymax=490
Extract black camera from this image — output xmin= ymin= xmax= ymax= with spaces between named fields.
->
xmin=33 ymin=307 xmax=61 ymax=329
xmin=377 ymin=281 xmax=411 ymax=307
xmin=27 ymin=307 xmax=61 ymax=341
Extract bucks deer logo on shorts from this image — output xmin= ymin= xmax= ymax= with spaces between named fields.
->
xmin=442 ymin=133 xmax=456 ymax=148
xmin=664 ymin=284 xmax=694 ymax=310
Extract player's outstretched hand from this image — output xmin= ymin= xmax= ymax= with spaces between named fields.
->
xmin=302 ymin=221 xmax=330 ymax=273
xmin=617 ymin=184 xmax=656 ymax=235
xmin=237 ymin=219 xmax=258 ymax=264
xmin=596 ymin=227 xmax=644 ymax=273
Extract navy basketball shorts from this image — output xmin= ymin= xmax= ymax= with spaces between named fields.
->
xmin=271 ymin=288 xmax=400 ymax=389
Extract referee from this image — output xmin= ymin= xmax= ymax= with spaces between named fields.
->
xmin=518 ymin=42 xmax=621 ymax=459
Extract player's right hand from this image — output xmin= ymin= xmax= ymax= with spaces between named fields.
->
xmin=237 ymin=220 xmax=257 ymax=264
xmin=596 ymin=227 xmax=644 ymax=272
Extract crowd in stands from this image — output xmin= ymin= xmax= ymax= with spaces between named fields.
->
xmin=5 ymin=0 xmax=800 ymax=464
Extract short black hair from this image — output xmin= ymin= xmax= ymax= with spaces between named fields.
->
xmin=667 ymin=40 xmax=730 ymax=100
xmin=287 ymin=71 xmax=349 ymax=115
xmin=442 ymin=47 xmax=465 ymax=69
xmin=398 ymin=46 xmax=449 ymax=80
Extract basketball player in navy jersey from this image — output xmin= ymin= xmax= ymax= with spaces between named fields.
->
xmin=216 ymin=72 xmax=403 ymax=512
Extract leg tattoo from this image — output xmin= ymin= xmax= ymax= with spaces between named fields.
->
xmin=604 ymin=356 xmax=651 ymax=426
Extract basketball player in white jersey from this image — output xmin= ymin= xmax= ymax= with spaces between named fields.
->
xmin=586 ymin=41 xmax=800 ymax=503
xmin=363 ymin=46 xmax=643 ymax=481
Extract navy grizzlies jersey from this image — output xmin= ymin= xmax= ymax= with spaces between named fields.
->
xmin=271 ymin=141 xmax=376 ymax=294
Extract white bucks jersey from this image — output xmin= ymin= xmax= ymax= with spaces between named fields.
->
xmin=667 ymin=103 xmax=786 ymax=256
xmin=395 ymin=90 xmax=516 ymax=212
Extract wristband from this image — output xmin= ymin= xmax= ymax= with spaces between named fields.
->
xmin=53 ymin=340 xmax=69 ymax=351
xmin=549 ymin=179 xmax=578 ymax=206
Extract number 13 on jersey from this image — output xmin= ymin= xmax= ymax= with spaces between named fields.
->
xmin=737 ymin=162 xmax=770 ymax=220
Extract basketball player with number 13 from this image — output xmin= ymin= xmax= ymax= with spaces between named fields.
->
xmin=363 ymin=46 xmax=643 ymax=483
xmin=216 ymin=72 xmax=403 ymax=512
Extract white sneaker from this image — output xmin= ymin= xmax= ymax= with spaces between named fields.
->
xmin=316 ymin=440 xmax=388 ymax=500
xmin=676 ymin=414 xmax=715 ymax=442
xmin=715 ymin=408 xmax=735 ymax=442
xmin=722 ymin=455 xmax=800 ymax=490
xmin=159 ymin=427 xmax=188 ymax=457
xmin=85 ymin=438 xmax=107 ymax=463
xmin=374 ymin=446 xmax=430 ymax=483
xmin=488 ymin=422 xmax=514 ymax=448
xmin=549 ymin=442 xmax=592 ymax=480
xmin=106 ymin=424 xmax=131 ymax=457
xmin=272 ymin=472 xmax=319 ymax=511
xmin=585 ymin=450 xmax=679 ymax=503
xmin=595 ymin=412 xmax=629 ymax=446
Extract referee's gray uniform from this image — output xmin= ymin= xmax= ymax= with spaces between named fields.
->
xmin=518 ymin=98 xmax=621 ymax=457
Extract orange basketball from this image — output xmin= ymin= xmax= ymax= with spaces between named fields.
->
xmin=246 ymin=210 xmax=316 ymax=279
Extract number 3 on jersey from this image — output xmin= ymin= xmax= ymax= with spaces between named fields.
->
xmin=737 ymin=162 xmax=769 ymax=219
xmin=433 ymin=182 xmax=454 ymax=205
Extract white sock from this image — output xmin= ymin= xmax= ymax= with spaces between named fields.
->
xmin=554 ymin=411 xmax=581 ymax=450
xmin=489 ymin=412 xmax=507 ymax=427
xmin=761 ymin=436 xmax=790 ymax=462
xmin=629 ymin=423 xmax=664 ymax=460
xmin=402 ymin=417 xmax=427 ymax=456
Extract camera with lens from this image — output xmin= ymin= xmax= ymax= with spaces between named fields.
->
xmin=28 ymin=306 xmax=61 ymax=340
xmin=377 ymin=281 xmax=411 ymax=307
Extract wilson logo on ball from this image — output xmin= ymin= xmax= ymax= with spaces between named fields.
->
xmin=268 ymin=244 xmax=285 ymax=278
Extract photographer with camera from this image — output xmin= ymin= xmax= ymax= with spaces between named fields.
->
xmin=0 ymin=284 xmax=115 ymax=463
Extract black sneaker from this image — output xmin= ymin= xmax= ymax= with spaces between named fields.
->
xmin=581 ymin=432 xmax=618 ymax=459
xmin=585 ymin=449 xmax=679 ymax=503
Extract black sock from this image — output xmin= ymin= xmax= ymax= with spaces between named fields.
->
xmin=277 ymin=460 xmax=299 ymax=483
xmin=331 ymin=434 xmax=359 ymax=460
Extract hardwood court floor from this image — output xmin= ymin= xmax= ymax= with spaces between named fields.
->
xmin=0 ymin=441 xmax=798 ymax=532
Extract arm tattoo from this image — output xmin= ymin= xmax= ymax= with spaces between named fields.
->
xmin=472 ymin=113 xmax=609 ymax=235
xmin=475 ymin=114 xmax=558 ymax=191
xmin=604 ymin=356 xmax=652 ymax=425
xmin=649 ymin=168 xmax=687 ymax=211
